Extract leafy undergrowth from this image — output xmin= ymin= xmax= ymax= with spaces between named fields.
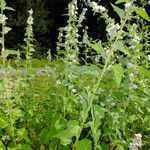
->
xmin=0 ymin=57 xmax=63 ymax=68
xmin=0 ymin=0 xmax=150 ymax=149
xmin=1 ymin=62 xmax=149 ymax=149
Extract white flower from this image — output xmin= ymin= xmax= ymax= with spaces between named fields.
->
xmin=148 ymin=55 xmax=150 ymax=61
xmin=0 ymin=14 xmax=8 ymax=24
xmin=92 ymin=2 xmax=106 ymax=12
xmin=127 ymin=62 xmax=134 ymax=69
xmin=27 ymin=16 xmax=33 ymax=25
xmin=130 ymin=83 xmax=137 ymax=89
xmin=132 ymin=35 xmax=141 ymax=43
xmin=28 ymin=9 xmax=33 ymax=15
xmin=116 ymin=23 xmax=120 ymax=30
xmin=129 ymin=133 xmax=142 ymax=149
xmin=56 ymin=80 xmax=61 ymax=85
xmin=129 ymin=73 xmax=134 ymax=81
xmin=137 ymin=55 xmax=140 ymax=60
xmin=106 ymin=23 xmax=120 ymax=36
xmin=125 ymin=2 xmax=132 ymax=8
xmin=148 ymin=0 xmax=150 ymax=5
xmin=4 ymin=27 xmax=11 ymax=34
xmin=99 ymin=5 xmax=106 ymax=12
xmin=72 ymin=88 xmax=76 ymax=93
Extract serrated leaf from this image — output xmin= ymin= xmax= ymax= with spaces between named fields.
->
xmin=135 ymin=7 xmax=150 ymax=22
xmin=112 ymin=64 xmax=124 ymax=87
xmin=76 ymin=139 xmax=92 ymax=150
xmin=115 ymin=41 xmax=130 ymax=56
xmin=115 ymin=0 xmax=127 ymax=4
xmin=54 ymin=120 xmax=81 ymax=146
xmin=88 ymin=43 xmax=106 ymax=58
xmin=111 ymin=3 xmax=125 ymax=18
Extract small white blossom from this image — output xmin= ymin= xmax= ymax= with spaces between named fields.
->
xmin=27 ymin=16 xmax=33 ymax=25
xmin=148 ymin=0 xmax=150 ymax=5
xmin=4 ymin=27 xmax=11 ymax=34
xmin=125 ymin=2 xmax=132 ymax=8
xmin=0 ymin=14 xmax=8 ymax=24
xmin=92 ymin=2 xmax=106 ymax=12
xmin=130 ymin=83 xmax=137 ymax=89
xmin=29 ymin=9 xmax=33 ymax=15
xmin=72 ymin=88 xmax=77 ymax=93
xmin=127 ymin=62 xmax=134 ymax=69
xmin=132 ymin=35 xmax=141 ymax=43
xmin=56 ymin=80 xmax=61 ymax=85
xmin=106 ymin=23 xmax=120 ymax=36
xmin=148 ymin=55 xmax=150 ymax=61
xmin=129 ymin=73 xmax=134 ymax=81
xmin=129 ymin=133 xmax=142 ymax=149
xmin=137 ymin=55 xmax=140 ymax=60
xmin=116 ymin=23 xmax=120 ymax=30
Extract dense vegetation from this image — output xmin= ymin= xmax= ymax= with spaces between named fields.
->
xmin=4 ymin=0 xmax=150 ymax=58
xmin=0 ymin=0 xmax=150 ymax=150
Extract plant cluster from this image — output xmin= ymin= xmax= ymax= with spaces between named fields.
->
xmin=0 ymin=0 xmax=150 ymax=150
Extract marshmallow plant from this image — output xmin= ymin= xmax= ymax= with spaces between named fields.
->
xmin=54 ymin=0 xmax=150 ymax=149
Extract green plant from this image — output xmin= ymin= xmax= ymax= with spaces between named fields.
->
xmin=0 ymin=0 xmax=149 ymax=149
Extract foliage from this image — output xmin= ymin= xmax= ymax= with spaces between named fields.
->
xmin=0 ymin=0 xmax=150 ymax=150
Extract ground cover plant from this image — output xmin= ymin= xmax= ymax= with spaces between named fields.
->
xmin=0 ymin=0 xmax=150 ymax=149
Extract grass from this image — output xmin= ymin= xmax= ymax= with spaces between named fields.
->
xmin=0 ymin=57 xmax=64 ymax=68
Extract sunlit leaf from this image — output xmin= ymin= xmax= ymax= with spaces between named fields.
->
xmin=76 ymin=139 xmax=92 ymax=150
xmin=135 ymin=7 xmax=150 ymax=22
xmin=115 ymin=0 xmax=127 ymax=4
xmin=21 ymin=144 xmax=32 ymax=150
xmin=88 ymin=43 xmax=106 ymax=58
xmin=0 ymin=117 xmax=8 ymax=128
xmin=4 ymin=6 xmax=15 ymax=11
xmin=0 ymin=140 xmax=6 ymax=149
xmin=54 ymin=120 xmax=81 ymax=146
xmin=17 ymin=128 xmax=29 ymax=142
xmin=112 ymin=64 xmax=124 ymax=87
xmin=111 ymin=3 xmax=125 ymax=18
xmin=115 ymin=41 xmax=130 ymax=56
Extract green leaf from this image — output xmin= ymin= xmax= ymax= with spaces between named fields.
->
xmin=2 ymin=50 xmax=19 ymax=58
xmin=0 ymin=140 xmax=6 ymax=150
xmin=88 ymin=43 xmax=106 ymax=58
xmin=4 ymin=6 xmax=15 ymax=11
xmin=12 ymin=108 xmax=24 ymax=121
xmin=80 ymin=65 xmax=100 ymax=75
xmin=101 ymin=142 xmax=109 ymax=150
xmin=112 ymin=64 xmax=124 ymax=87
xmin=17 ymin=128 xmax=29 ymax=142
xmin=0 ymin=117 xmax=8 ymax=129
xmin=76 ymin=139 xmax=92 ymax=150
xmin=115 ymin=0 xmax=127 ymax=4
xmin=111 ymin=3 xmax=125 ymax=18
xmin=21 ymin=144 xmax=32 ymax=150
xmin=54 ymin=120 xmax=81 ymax=146
xmin=115 ymin=41 xmax=130 ymax=56
xmin=135 ymin=7 xmax=150 ymax=22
